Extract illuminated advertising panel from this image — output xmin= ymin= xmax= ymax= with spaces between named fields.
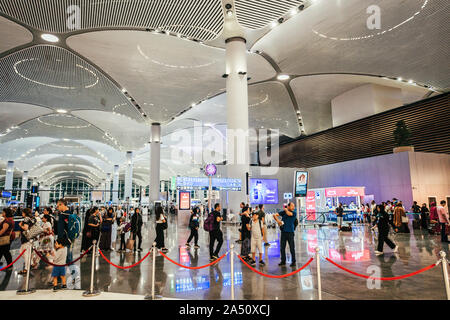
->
xmin=294 ymin=171 xmax=308 ymax=197
xmin=179 ymin=191 xmax=191 ymax=210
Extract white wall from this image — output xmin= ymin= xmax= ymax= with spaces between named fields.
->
xmin=307 ymin=152 xmax=414 ymax=207
xmin=409 ymin=152 xmax=450 ymax=206
xmin=331 ymin=84 xmax=402 ymax=127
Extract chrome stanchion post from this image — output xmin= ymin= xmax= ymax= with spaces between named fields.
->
xmin=145 ymin=242 xmax=162 ymax=300
xmin=315 ymin=247 xmax=322 ymax=300
xmin=17 ymin=241 xmax=36 ymax=295
xmin=230 ymin=244 xmax=235 ymax=300
xmin=83 ymin=240 xmax=100 ymax=297
xmin=440 ymin=251 xmax=450 ymax=300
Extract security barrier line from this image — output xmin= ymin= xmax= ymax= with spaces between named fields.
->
xmin=237 ymin=254 xmax=314 ymax=278
xmin=324 ymin=256 xmax=439 ymax=281
xmin=33 ymin=246 xmax=92 ymax=267
xmin=0 ymin=249 xmax=26 ymax=271
xmin=159 ymin=250 xmax=228 ymax=269
xmin=98 ymin=248 xmax=153 ymax=270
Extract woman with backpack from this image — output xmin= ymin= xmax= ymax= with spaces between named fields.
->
xmin=185 ymin=208 xmax=200 ymax=249
xmin=0 ymin=208 xmax=14 ymax=270
xmin=154 ymin=206 xmax=168 ymax=253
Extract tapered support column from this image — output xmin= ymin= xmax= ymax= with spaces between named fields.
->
xmin=5 ymin=161 xmax=14 ymax=192
xmin=124 ymin=151 xmax=133 ymax=201
xmin=112 ymin=165 xmax=119 ymax=204
xmin=20 ymin=171 xmax=29 ymax=203
xmin=226 ymin=37 xmax=250 ymax=214
xmin=105 ymin=173 xmax=111 ymax=203
xmin=150 ymin=123 xmax=161 ymax=203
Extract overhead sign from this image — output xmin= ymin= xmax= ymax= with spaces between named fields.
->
xmin=294 ymin=171 xmax=308 ymax=197
xmin=176 ymin=177 xmax=241 ymax=191
xmin=179 ymin=191 xmax=191 ymax=210
xmin=283 ymin=193 xmax=293 ymax=200
xmin=325 ymin=187 xmax=365 ymax=197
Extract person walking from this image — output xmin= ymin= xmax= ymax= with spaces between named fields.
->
xmin=273 ymin=202 xmax=297 ymax=267
xmin=154 ymin=206 xmax=168 ymax=252
xmin=0 ymin=208 xmax=14 ymax=270
xmin=185 ymin=209 xmax=200 ymax=249
xmin=131 ymin=207 xmax=143 ymax=252
xmin=373 ymin=205 xmax=398 ymax=255
xmin=209 ymin=203 xmax=223 ymax=261
xmin=437 ymin=200 xmax=449 ymax=243
xmin=335 ymin=203 xmax=344 ymax=231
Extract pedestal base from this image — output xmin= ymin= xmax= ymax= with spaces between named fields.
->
xmin=393 ymin=146 xmax=414 ymax=153
xmin=82 ymin=290 xmax=101 ymax=297
xmin=16 ymin=288 xmax=36 ymax=295
xmin=144 ymin=294 xmax=163 ymax=300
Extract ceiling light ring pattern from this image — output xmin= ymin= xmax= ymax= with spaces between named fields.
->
xmin=312 ymin=0 xmax=428 ymax=41
xmin=36 ymin=114 xmax=92 ymax=129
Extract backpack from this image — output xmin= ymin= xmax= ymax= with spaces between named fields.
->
xmin=67 ymin=213 xmax=81 ymax=241
xmin=204 ymin=212 xmax=215 ymax=232
xmin=123 ymin=222 xmax=131 ymax=233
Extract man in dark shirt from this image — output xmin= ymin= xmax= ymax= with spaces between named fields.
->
xmin=56 ymin=199 xmax=72 ymax=262
xmin=131 ymin=208 xmax=143 ymax=252
xmin=336 ymin=203 xmax=344 ymax=231
xmin=240 ymin=207 xmax=251 ymax=260
xmin=209 ymin=203 xmax=223 ymax=261
xmin=274 ymin=202 xmax=297 ymax=267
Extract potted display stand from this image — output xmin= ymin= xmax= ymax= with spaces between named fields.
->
xmin=393 ymin=120 xmax=415 ymax=153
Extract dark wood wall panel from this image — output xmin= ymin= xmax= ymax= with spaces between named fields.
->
xmin=279 ymin=93 xmax=450 ymax=168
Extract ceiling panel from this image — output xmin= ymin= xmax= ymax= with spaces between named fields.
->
xmin=0 ymin=44 xmax=143 ymax=120
xmin=0 ymin=16 xmax=33 ymax=53
xmin=0 ymin=0 xmax=224 ymax=41
xmin=254 ymin=0 xmax=450 ymax=91
xmin=67 ymin=30 xmax=275 ymax=123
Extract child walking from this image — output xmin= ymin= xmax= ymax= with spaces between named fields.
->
xmin=250 ymin=212 xmax=265 ymax=266
xmin=52 ymin=238 xmax=68 ymax=291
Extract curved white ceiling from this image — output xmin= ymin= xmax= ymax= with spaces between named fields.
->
xmin=254 ymin=0 xmax=450 ymax=91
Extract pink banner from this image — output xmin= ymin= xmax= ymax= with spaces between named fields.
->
xmin=325 ymin=187 xmax=365 ymax=197
xmin=306 ymin=190 xmax=316 ymax=220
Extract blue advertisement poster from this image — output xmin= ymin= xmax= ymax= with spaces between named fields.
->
xmin=250 ymin=179 xmax=278 ymax=204
xmin=294 ymin=171 xmax=308 ymax=197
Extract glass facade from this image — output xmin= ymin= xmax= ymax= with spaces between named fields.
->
xmin=0 ymin=178 xmax=33 ymax=199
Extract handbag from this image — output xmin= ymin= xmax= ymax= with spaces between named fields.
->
xmin=126 ymin=233 xmax=135 ymax=250
xmin=0 ymin=235 xmax=10 ymax=246
xmin=401 ymin=216 xmax=409 ymax=223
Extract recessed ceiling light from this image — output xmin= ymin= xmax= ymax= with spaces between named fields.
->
xmin=290 ymin=8 xmax=298 ymax=15
xmin=397 ymin=77 xmax=402 ymax=81
xmin=41 ymin=34 xmax=59 ymax=43
xmin=271 ymin=21 xmax=278 ymax=28
xmin=226 ymin=10 xmax=233 ymax=17
xmin=277 ymin=74 xmax=290 ymax=81
xmin=56 ymin=109 xmax=67 ymax=113
xmin=408 ymin=80 xmax=414 ymax=84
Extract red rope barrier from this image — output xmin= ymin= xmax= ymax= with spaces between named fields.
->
xmin=325 ymin=257 xmax=437 ymax=281
xmin=237 ymin=255 xmax=314 ymax=278
xmin=99 ymin=249 xmax=152 ymax=270
xmin=33 ymin=247 xmax=92 ymax=267
xmin=0 ymin=250 xmax=26 ymax=271
xmin=159 ymin=251 xmax=227 ymax=269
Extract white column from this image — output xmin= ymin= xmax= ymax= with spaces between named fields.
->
xmin=5 ymin=161 xmax=14 ymax=192
xmin=105 ymin=173 xmax=111 ymax=203
xmin=101 ymin=180 xmax=106 ymax=203
xmin=150 ymin=123 xmax=161 ymax=203
xmin=112 ymin=165 xmax=119 ymax=204
xmin=40 ymin=185 xmax=50 ymax=207
xmin=225 ymin=37 xmax=250 ymax=214
xmin=124 ymin=151 xmax=133 ymax=201
xmin=20 ymin=171 xmax=29 ymax=202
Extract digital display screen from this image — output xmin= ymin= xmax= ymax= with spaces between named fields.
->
xmin=249 ymin=179 xmax=278 ymax=205
xmin=294 ymin=171 xmax=308 ymax=197
xmin=179 ymin=191 xmax=191 ymax=210
xmin=176 ymin=177 xmax=241 ymax=191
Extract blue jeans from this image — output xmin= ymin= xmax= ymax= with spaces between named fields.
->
xmin=280 ymin=232 xmax=296 ymax=263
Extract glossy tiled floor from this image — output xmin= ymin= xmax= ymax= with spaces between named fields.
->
xmin=1 ymin=215 xmax=448 ymax=300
